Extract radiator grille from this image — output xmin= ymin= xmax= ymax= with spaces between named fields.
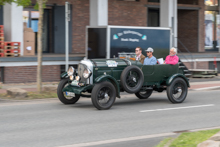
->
xmin=77 ymin=63 xmax=88 ymax=83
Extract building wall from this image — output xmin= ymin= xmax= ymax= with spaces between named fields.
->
xmin=32 ymin=0 xmax=90 ymax=54
xmin=178 ymin=10 xmax=198 ymax=52
xmin=108 ymin=0 xmax=147 ymax=26
xmin=183 ymin=61 xmax=209 ymax=70
xmin=4 ymin=65 xmax=60 ymax=83
xmin=31 ymin=0 xmax=204 ymax=54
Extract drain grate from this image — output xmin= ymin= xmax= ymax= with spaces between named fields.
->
xmin=173 ymin=130 xmax=190 ymax=133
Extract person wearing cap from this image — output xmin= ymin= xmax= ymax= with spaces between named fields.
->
xmin=164 ymin=47 xmax=179 ymax=65
xmin=135 ymin=47 xmax=146 ymax=64
xmin=143 ymin=47 xmax=157 ymax=65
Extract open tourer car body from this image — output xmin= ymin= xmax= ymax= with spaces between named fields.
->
xmin=57 ymin=58 xmax=189 ymax=110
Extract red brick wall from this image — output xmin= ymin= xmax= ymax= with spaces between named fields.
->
xmin=4 ymin=65 xmax=60 ymax=84
xmin=108 ymin=0 xmax=147 ymax=26
xmin=178 ymin=10 xmax=198 ymax=53
xmin=183 ymin=61 xmax=209 ymax=69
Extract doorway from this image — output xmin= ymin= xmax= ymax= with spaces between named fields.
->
xmin=53 ymin=5 xmax=72 ymax=54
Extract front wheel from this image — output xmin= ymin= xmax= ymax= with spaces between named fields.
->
xmin=57 ymin=79 xmax=80 ymax=104
xmin=135 ymin=90 xmax=153 ymax=99
xmin=166 ymin=78 xmax=188 ymax=103
xmin=91 ymin=81 xmax=116 ymax=110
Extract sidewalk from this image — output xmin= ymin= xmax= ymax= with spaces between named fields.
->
xmin=0 ymin=76 xmax=219 ymax=94
xmin=0 ymin=82 xmax=59 ymax=94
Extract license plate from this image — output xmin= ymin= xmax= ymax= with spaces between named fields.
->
xmin=65 ymin=92 xmax=75 ymax=97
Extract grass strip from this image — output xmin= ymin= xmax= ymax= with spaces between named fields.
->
xmin=156 ymin=137 xmax=173 ymax=147
xmin=156 ymin=129 xmax=220 ymax=147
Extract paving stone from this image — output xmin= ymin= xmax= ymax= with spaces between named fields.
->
xmin=7 ymin=88 xmax=27 ymax=98
xmin=197 ymin=140 xmax=220 ymax=147
xmin=210 ymin=132 xmax=220 ymax=141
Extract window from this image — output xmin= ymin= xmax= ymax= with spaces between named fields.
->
xmin=205 ymin=0 xmax=218 ymax=6
xmin=148 ymin=0 xmax=160 ymax=2
xmin=148 ymin=8 xmax=160 ymax=27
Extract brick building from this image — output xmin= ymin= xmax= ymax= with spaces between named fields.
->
xmin=0 ymin=0 xmax=219 ymax=84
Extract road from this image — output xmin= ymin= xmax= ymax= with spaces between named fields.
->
xmin=0 ymin=89 xmax=220 ymax=147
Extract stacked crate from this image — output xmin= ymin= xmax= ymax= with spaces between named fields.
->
xmin=0 ymin=25 xmax=4 ymax=57
xmin=4 ymin=42 xmax=21 ymax=57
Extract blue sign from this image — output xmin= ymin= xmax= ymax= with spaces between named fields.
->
xmin=110 ymin=28 xmax=170 ymax=59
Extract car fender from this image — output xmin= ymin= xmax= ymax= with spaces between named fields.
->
xmin=61 ymin=72 xmax=68 ymax=79
xmin=95 ymin=75 xmax=120 ymax=98
xmin=166 ymin=74 xmax=190 ymax=87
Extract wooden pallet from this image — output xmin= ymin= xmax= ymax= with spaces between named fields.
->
xmin=4 ymin=53 xmax=20 ymax=57
xmin=4 ymin=49 xmax=20 ymax=53
xmin=4 ymin=46 xmax=20 ymax=50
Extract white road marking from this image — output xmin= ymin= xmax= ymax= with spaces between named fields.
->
xmin=58 ymin=126 xmax=220 ymax=147
xmin=140 ymin=104 xmax=215 ymax=113
xmin=194 ymin=86 xmax=220 ymax=91
xmin=58 ymin=132 xmax=176 ymax=147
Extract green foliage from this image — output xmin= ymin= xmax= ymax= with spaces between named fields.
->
xmin=0 ymin=0 xmax=31 ymax=7
xmin=155 ymin=138 xmax=173 ymax=147
xmin=34 ymin=2 xmax=46 ymax=10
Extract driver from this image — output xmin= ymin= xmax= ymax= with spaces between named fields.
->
xmin=143 ymin=47 xmax=157 ymax=65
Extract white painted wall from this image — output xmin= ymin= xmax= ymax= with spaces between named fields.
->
xmin=160 ymin=0 xmax=177 ymax=49
xmin=90 ymin=0 xmax=108 ymax=26
xmin=3 ymin=3 xmax=23 ymax=55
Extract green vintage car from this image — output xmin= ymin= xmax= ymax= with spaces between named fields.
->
xmin=57 ymin=58 xmax=189 ymax=110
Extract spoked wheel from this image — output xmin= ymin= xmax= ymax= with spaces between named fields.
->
xmin=120 ymin=66 xmax=144 ymax=93
xmin=135 ymin=89 xmax=153 ymax=99
xmin=91 ymin=81 xmax=116 ymax=110
xmin=57 ymin=79 xmax=80 ymax=104
xmin=166 ymin=78 xmax=188 ymax=103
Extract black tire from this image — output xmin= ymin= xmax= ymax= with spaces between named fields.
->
xmin=120 ymin=65 xmax=144 ymax=93
xmin=91 ymin=81 xmax=116 ymax=110
xmin=57 ymin=79 xmax=80 ymax=104
xmin=135 ymin=90 xmax=153 ymax=99
xmin=166 ymin=77 xmax=188 ymax=103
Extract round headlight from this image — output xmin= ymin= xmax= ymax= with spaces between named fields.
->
xmin=75 ymin=76 xmax=81 ymax=81
xmin=67 ymin=66 xmax=75 ymax=76
xmin=69 ymin=75 xmax=74 ymax=81
xmin=83 ymin=68 xmax=91 ymax=79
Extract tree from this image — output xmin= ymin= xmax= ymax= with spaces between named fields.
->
xmin=1 ymin=0 xmax=46 ymax=93
xmin=0 ymin=0 xmax=30 ymax=6
xmin=36 ymin=0 xmax=47 ymax=93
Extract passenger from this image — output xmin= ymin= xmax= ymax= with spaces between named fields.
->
xmin=135 ymin=47 xmax=146 ymax=64
xmin=164 ymin=47 xmax=179 ymax=65
xmin=143 ymin=47 xmax=157 ymax=65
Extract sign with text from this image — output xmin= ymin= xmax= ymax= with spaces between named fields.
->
xmin=110 ymin=28 xmax=170 ymax=59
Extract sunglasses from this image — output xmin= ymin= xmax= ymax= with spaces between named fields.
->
xmin=146 ymin=52 xmax=151 ymax=53
xmin=135 ymin=50 xmax=139 ymax=52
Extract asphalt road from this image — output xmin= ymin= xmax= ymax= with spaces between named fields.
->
xmin=0 ymin=89 xmax=220 ymax=147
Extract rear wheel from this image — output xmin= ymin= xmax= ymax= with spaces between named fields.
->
xmin=91 ymin=81 xmax=116 ymax=110
xmin=166 ymin=78 xmax=188 ymax=103
xmin=135 ymin=90 xmax=153 ymax=99
xmin=57 ymin=79 xmax=80 ymax=104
